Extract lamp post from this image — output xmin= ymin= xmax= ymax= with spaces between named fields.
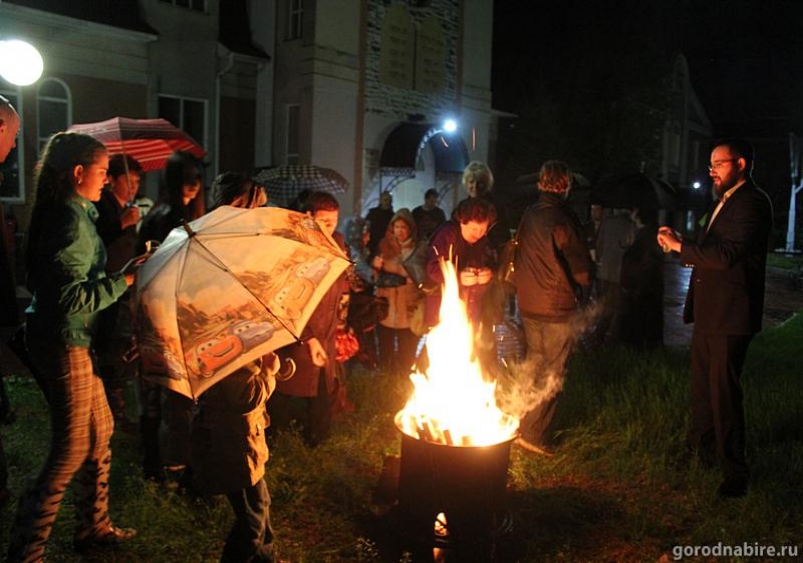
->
xmin=788 ymin=132 xmax=802 ymax=253
xmin=0 ymin=39 xmax=44 ymax=86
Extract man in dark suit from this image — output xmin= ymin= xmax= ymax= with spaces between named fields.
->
xmin=657 ymin=138 xmax=773 ymax=498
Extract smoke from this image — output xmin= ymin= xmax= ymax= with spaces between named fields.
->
xmin=495 ymin=358 xmax=565 ymax=422
xmin=492 ymin=298 xmax=605 ymax=421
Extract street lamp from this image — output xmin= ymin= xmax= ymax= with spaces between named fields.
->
xmin=0 ymin=39 xmax=44 ymax=86
xmin=442 ymin=118 xmax=457 ymax=133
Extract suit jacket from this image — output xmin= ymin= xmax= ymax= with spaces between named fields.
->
xmin=680 ymin=180 xmax=773 ymax=335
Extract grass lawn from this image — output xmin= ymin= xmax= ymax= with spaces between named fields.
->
xmin=1 ymin=313 xmax=801 ymax=562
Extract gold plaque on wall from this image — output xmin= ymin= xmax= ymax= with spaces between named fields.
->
xmin=379 ymin=4 xmax=414 ymax=89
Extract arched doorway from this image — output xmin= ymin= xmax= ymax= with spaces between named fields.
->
xmin=376 ymin=122 xmax=469 ymax=217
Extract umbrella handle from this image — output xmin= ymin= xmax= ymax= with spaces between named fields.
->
xmin=275 ymin=358 xmax=296 ymax=381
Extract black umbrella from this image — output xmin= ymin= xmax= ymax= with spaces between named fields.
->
xmin=253 ymin=165 xmax=348 ymax=207
xmin=591 ymin=173 xmax=677 ymax=209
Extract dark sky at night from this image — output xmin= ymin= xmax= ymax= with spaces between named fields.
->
xmin=492 ymin=0 xmax=803 ymax=137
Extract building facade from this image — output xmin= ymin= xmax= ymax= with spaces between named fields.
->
xmin=270 ymin=0 xmax=495 ymax=217
xmin=2 ymin=0 xmax=495 ymax=265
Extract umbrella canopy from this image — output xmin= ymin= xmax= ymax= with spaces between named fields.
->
xmin=68 ymin=117 xmax=206 ymax=172
xmin=133 ymin=206 xmax=350 ymax=399
xmin=591 ymin=173 xmax=678 ymax=209
xmin=253 ymin=164 xmax=348 ymax=207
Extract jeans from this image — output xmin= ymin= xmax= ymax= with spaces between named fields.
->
xmin=518 ymin=317 xmax=575 ymax=446
xmin=222 ymin=478 xmax=275 ymax=562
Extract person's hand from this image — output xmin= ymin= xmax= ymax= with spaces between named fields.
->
xmin=261 ymin=352 xmax=282 ymax=393
xmin=656 ymin=226 xmax=682 ymax=253
xmin=372 ymin=255 xmax=384 ymax=270
xmin=119 ymin=253 xmax=149 ymax=285
xmin=459 ymin=268 xmax=478 ymax=286
xmin=307 ymin=337 xmax=327 ymax=367
xmin=475 ymin=267 xmax=493 ymax=285
xmin=120 ymin=205 xmax=140 ymax=230
xmin=263 ymin=352 xmax=281 ymax=375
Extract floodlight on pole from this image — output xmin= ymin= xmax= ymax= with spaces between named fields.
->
xmin=0 ymin=39 xmax=44 ymax=86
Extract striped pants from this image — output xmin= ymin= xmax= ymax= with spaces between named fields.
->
xmin=7 ymin=341 xmax=115 ymax=563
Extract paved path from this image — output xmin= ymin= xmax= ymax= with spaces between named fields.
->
xmin=662 ymin=258 xmax=803 ymax=348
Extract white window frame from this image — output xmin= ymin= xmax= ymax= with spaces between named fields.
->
xmin=287 ymin=0 xmax=303 ymax=40
xmin=36 ymin=78 xmax=72 ymax=154
xmin=158 ymin=94 xmax=208 ymax=151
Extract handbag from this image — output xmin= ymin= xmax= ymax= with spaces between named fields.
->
xmin=335 ymin=327 xmax=360 ymax=362
xmin=401 ymin=242 xmax=429 ymax=287
xmin=496 ymin=232 xmax=518 ymax=293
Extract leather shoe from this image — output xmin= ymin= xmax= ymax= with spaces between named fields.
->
xmin=514 ymin=437 xmax=555 ymax=456
xmin=73 ymin=524 xmax=137 ymax=552
xmin=717 ymin=476 xmax=748 ymax=498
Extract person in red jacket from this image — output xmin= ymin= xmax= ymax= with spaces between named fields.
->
xmin=268 ymin=191 xmax=350 ymax=446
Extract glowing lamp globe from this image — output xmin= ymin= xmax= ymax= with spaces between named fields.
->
xmin=0 ymin=40 xmax=44 ymax=86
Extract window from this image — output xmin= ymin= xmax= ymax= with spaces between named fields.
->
xmin=158 ymin=95 xmax=207 ymax=151
xmin=159 ymin=0 xmax=206 ymax=12
xmin=0 ymin=89 xmax=25 ymax=203
xmin=288 ymin=0 xmax=303 ymax=40
xmin=37 ymin=79 xmax=71 ymax=153
xmin=286 ymin=104 xmax=300 ymax=165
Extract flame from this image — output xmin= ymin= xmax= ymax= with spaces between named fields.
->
xmin=396 ymin=259 xmax=519 ymax=446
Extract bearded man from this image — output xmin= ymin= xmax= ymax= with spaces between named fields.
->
xmin=657 ymin=138 xmax=773 ymax=498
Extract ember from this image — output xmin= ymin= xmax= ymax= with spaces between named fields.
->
xmin=396 ymin=259 xmax=519 ymax=446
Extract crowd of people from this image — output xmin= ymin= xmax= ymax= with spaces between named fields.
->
xmin=0 ymin=94 xmax=773 ymax=561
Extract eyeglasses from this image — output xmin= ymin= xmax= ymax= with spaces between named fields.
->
xmin=708 ymin=159 xmax=737 ymax=172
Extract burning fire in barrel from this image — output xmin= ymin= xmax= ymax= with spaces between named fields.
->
xmin=394 ymin=260 xmax=519 ymax=560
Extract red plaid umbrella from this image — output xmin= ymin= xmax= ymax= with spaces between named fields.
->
xmin=253 ymin=165 xmax=349 ymax=206
xmin=68 ymin=117 xmax=206 ymax=172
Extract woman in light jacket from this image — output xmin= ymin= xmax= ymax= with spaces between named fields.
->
xmin=372 ymin=208 xmax=421 ymax=378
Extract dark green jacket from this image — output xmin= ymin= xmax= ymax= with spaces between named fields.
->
xmin=26 ymin=195 xmax=128 ymax=347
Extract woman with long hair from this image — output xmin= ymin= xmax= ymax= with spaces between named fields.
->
xmin=135 ymin=150 xmax=205 ymax=482
xmin=8 ymin=132 xmax=137 ymax=561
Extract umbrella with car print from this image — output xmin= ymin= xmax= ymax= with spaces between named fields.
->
xmin=68 ymin=117 xmax=206 ymax=172
xmin=133 ymin=205 xmax=350 ymax=400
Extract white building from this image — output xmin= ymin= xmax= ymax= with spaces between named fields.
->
xmin=269 ymin=0 xmax=495 ymax=217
